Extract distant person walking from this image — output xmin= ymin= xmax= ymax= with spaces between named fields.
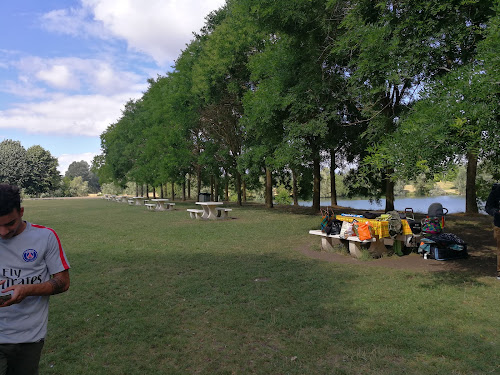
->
xmin=485 ymin=183 xmax=500 ymax=280
xmin=0 ymin=184 xmax=70 ymax=374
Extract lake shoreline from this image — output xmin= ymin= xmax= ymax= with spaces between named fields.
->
xmin=298 ymin=195 xmax=477 ymax=214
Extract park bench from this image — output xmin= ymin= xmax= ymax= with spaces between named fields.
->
xmin=145 ymin=204 xmax=156 ymax=211
xmin=216 ymin=207 xmax=232 ymax=219
xmin=128 ymin=199 xmax=135 ymax=205
xmin=187 ymin=209 xmax=204 ymax=219
xmin=308 ymin=230 xmax=386 ymax=258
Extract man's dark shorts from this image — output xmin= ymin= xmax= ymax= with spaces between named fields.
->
xmin=0 ymin=340 xmax=44 ymax=375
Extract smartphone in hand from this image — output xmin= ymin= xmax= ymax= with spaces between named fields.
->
xmin=0 ymin=295 xmax=12 ymax=304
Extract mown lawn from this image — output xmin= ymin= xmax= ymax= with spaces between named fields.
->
xmin=21 ymin=199 xmax=500 ymax=374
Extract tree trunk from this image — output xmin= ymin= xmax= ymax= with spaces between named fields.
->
xmin=214 ymin=176 xmax=219 ymax=202
xmin=383 ymin=168 xmax=395 ymax=212
xmin=225 ymin=180 xmax=229 ymax=201
xmin=196 ymin=166 xmax=201 ymax=198
xmin=292 ymin=169 xmax=298 ymax=206
xmin=466 ymin=150 xmax=479 ymax=213
xmin=171 ymin=182 xmax=175 ymax=201
xmin=182 ymin=180 xmax=186 ymax=201
xmin=312 ymin=152 xmax=321 ymax=212
xmin=265 ymin=166 xmax=273 ymax=209
xmin=236 ymin=170 xmax=242 ymax=206
xmin=136 ymin=183 xmax=139 ymax=197
xmin=160 ymin=184 xmax=164 ymax=199
xmin=152 ymin=186 xmax=156 ymax=199
xmin=187 ymin=174 xmax=191 ymax=199
xmin=330 ymin=149 xmax=337 ymax=206
xmin=140 ymin=184 xmax=144 ymax=197
xmin=242 ymin=180 xmax=247 ymax=203
xmin=210 ymin=175 xmax=214 ymax=201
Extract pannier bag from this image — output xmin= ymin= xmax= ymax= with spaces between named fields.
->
xmin=325 ymin=219 xmax=343 ymax=235
xmin=320 ymin=207 xmax=335 ymax=232
xmin=355 ymin=221 xmax=374 ymax=241
xmin=339 ymin=221 xmax=355 ymax=239
xmin=408 ymin=220 xmax=422 ymax=234
xmin=363 ymin=211 xmax=377 ymax=219
xmin=427 ymin=202 xmax=448 ymax=228
xmin=385 ymin=210 xmax=403 ymax=238
xmin=421 ymin=217 xmax=442 ymax=235
xmin=418 ymin=233 xmax=468 ymax=260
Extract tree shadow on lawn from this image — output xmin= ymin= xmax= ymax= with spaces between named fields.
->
xmin=124 ymin=251 xmax=499 ymax=373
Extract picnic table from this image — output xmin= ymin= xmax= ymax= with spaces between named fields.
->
xmin=150 ymin=199 xmax=175 ymax=211
xmin=335 ymin=215 xmax=413 ymax=237
xmin=336 ymin=215 xmax=414 ymax=247
xmin=131 ymin=197 xmax=148 ymax=206
xmin=195 ymin=201 xmax=224 ymax=220
xmin=309 ymin=215 xmax=415 ymax=258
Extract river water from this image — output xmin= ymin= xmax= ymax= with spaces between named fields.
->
xmin=298 ymin=195 xmax=474 ymax=214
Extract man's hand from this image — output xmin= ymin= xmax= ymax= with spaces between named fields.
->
xmin=0 ymin=281 xmax=34 ymax=307
xmin=0 ymin=270 xmax=70 ymax=308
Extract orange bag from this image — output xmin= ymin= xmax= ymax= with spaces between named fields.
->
xmin=357 ymin=221 xmax=374 ymax=241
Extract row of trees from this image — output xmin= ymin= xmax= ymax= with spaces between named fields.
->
xmin=94 ymin=0 xmax=499 ymax=213
xmin=0 ymin=139 xmax=100 ymax=197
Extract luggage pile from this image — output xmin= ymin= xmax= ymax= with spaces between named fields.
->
xmin=417 ymin=203 xmax=468 ymax=260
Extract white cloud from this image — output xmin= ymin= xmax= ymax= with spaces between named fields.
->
xmin=4 ymin=56 xmax=145 ymax=96
xmin=43 ymin=0 xmax=227 ymax=65
xmin=0 ymin=92 xmax=143 ymax=137
xmin=36 ymin=64 xmax=79 ymax=90
xmin=57 ymin=152 xmax=97 ymax=175
xmin=41 ymin=7 xmax=112 ymax=40
xmin=1 ymin=80 xmax=48 ymax=99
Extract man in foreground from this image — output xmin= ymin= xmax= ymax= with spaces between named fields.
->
xmin=0 ymin=184 xmax=70 ymax=374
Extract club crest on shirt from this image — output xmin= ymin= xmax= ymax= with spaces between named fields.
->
xmin=23 ymin=249 xmax=38 ymax=262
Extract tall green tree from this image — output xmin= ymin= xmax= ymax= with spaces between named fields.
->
xmin=100 ymin=99 xmax=143 ymax=187
xmin=66 ymin=160 xmax=100 ymax=193
xmin=0 ymin=140 xmax=28 ymax=187
xmin=191 ymin=4 xmax=261 ymax=205
xmin=330 ymin=0 xmax=495 ymax=211
xmin=25 ymin=145 xmax=60 ymax=196
xmin=241 ymin=0 xmax=352 ymax=211
xmin=388 ymin=2 xmax=499 ymax=213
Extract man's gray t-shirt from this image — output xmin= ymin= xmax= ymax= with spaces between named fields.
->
xmin=0 ymin=222 xmax=70 ymax=343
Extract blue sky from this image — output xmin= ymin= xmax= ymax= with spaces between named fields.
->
xmin=0 ymin=0 xmax=225 ymax=174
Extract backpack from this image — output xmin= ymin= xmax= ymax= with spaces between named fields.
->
xmin=386 ymin=210 xmax=402 ymax=238
xmin=325 ymin=219 xmax=343 ymax=235
xmin=320 ymin=207 xmax=334 ymax=232
xmin=421 ymin=217 xmax=442 ymax=235
xmin=427 ymin=203 xmax=448 ymax=228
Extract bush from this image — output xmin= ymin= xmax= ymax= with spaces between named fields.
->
xmin=275 ymin=185 xmax=292 ymax=205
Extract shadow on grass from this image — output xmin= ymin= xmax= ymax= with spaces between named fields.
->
xmin=49 ymin=248 xmax=500 ymax=374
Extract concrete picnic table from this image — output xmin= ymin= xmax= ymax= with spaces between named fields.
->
xmin=195 ymin=201 xmax=224 ymax=220
xmin=335 ymin=215 xmax=415 ymax=252
xmin=150 ymin=199 xmax=173 ymax=211
xmin=131 ymin=197 xmax=148 ymax=206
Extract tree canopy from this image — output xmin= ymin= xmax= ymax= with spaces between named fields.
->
xmin=95 ymin=0 xmax=498 ymax=213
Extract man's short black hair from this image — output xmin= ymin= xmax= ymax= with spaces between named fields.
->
xmin=0 ymin=184 xmax=21 ymax=216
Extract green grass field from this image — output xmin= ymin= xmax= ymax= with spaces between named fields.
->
xmin=20 ymin=199 xmax=500 ymax=374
